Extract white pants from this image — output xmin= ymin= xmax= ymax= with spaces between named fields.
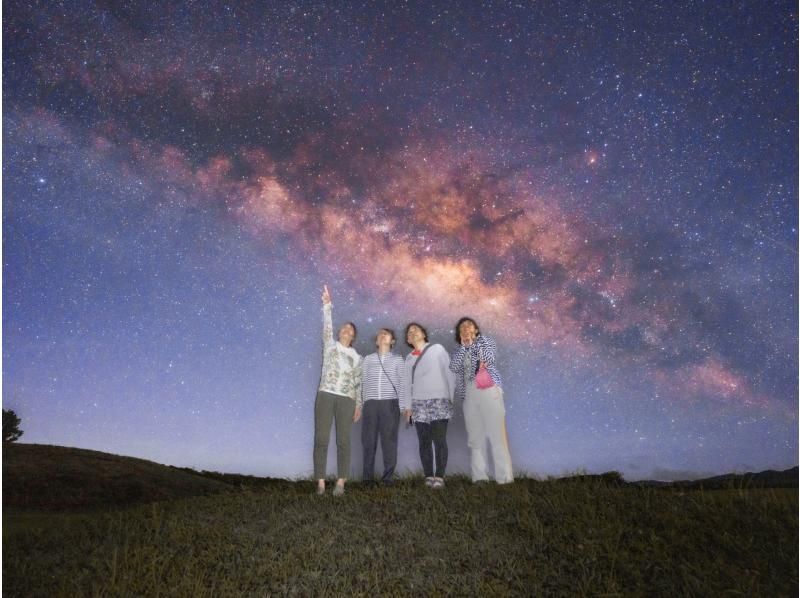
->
xmin=463 ymin=384 xmax=514 ymax=484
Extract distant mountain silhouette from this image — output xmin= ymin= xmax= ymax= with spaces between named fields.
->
xmin=632 ymin=467 xmax=798 ymax=489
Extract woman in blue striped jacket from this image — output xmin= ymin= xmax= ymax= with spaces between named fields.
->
xmin=359 ymin=328 xmax=405 ymax=487
xmin=449 ymin=317 xmax=514 ymax=484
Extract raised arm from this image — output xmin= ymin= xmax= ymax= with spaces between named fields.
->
xmin=321 ymin=285 xmax=335 ymax=349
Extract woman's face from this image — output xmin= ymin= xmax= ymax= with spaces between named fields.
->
xmin=338 ymin=324 xmax=355 ymax=347
xmin=459 ymin=320 xmax=478 ymax=342
xmin=407 ymin=325 xmax=425 ymax=346
xmin=376 ymin=329 xmax=393 ymax=349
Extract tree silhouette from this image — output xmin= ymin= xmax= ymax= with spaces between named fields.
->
xmin=3 ymin=409 xmax=24 ymax=442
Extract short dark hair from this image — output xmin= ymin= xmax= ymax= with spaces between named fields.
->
xmin=454 ymin=317 xmax=481 ymax=344
xmin=404 ymin=322 xmax=429 ymax=348
xmin=377 ymin=327 xmax=396 ymax=345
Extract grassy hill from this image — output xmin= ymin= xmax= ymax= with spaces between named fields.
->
xmin=3 ymin=444 xmax=797 ymax=595
xmin=4 ymin=443 xmax=796 ymax=512
xmin=2 ymin=443 xmax=233 ymax=510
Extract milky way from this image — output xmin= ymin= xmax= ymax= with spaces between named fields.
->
xmin=3 ymin=1 xmax=797 ymax=480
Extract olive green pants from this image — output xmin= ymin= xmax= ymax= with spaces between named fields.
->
xmin=313 ymin=390 xmax=356 ymax=479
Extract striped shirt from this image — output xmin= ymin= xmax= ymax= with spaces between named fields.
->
xmin=358 ymin=351 xmax=405 ymax=410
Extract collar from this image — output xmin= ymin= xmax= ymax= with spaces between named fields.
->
xmin=411 ymin=342 xmax=429 ymax=356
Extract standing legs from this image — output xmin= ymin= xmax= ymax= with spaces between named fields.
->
xmin=333 ymin=393 xmax=356 ymax=480
xmin=415 ymin=421 xmax=435 ymax=478
xmin=361 ymin=400 xmax=379 ymax=482
xmin=378 ymin=400 xmax=400 ymax=482
xmin=313 ymin=391 xmax=336 ymax=480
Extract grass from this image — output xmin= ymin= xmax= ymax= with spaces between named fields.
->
xmin=3 ymin=475 xmax=797 ymax=597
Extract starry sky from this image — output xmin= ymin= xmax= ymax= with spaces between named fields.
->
xmin=3 ymin=1 xmax=797 ymax=481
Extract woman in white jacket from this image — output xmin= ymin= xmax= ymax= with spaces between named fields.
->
xmin=401 ymin=322 xmax=456 ymax=489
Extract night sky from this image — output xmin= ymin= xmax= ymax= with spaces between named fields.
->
xmin=3 ymin=1 xmax=797 ymax=481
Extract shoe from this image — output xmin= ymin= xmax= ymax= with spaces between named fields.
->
xmin=432 ymin=477 xmax=445 ymax=489
xmin=424 ymin=477 xmax=435 ymax=487
xmin=362 ymin=480 xmax=377 ymax=489
xmin=382 ymin=479 xmax=395 ymax=487
xmin=332 ymin=483 xmax=345 ymax=497
xmin=316 ymin=484 xmax=326 ymax=495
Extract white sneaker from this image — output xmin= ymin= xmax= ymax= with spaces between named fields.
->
xmin=424 ymin=477 xmax=435 ymax=487
xmin=432 ymin=478 xmax=445 ymax=489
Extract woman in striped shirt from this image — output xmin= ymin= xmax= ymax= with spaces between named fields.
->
xmin=359 ymin=328 xmax=405 ymax=487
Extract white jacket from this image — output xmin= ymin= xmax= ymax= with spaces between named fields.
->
xmin=401 ymin=343 xmax=456 ymax=411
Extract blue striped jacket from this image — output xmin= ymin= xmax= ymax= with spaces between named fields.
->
xmin=449 ymin=335 xmax=502 ymax=401
xmin=358 ymin=352 xmax=405 ymax=410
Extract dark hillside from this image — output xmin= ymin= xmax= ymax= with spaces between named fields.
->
xmin=2 ymin=443 xmax=232 ymax=510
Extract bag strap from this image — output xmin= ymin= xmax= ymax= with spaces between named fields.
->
xmin=378 ymin=354 xmax=400 ymax=399
xmin=411 ymin=344 xmax=433 ymax=385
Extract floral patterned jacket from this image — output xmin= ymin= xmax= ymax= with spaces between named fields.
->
xmin=318 ymin=303 xmax=362 ymax=400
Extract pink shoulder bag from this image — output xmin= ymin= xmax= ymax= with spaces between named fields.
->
xmin=475 ymin=361 xmax=494 ymax=389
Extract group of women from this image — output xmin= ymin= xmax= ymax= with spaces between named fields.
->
xmin=314 ymin=286 xmax=514 ymax=496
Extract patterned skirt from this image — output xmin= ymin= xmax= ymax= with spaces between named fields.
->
xmin=411 ymin=398 xmax=453 ymax=424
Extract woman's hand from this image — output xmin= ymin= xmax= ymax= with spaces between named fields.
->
xmin=321 ymin=284 xmax=331 ymax=305
xmin=353 ymin=406 xmax=361 ymax=423
xmin=403 ymin=409 xmax=412 ymax=424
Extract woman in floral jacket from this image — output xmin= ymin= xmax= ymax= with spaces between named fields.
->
xmin=313 ymin=285 xmax=363 ymax=496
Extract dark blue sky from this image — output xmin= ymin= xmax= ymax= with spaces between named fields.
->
xmin=3 ymin=0 xmax=797 ymax=480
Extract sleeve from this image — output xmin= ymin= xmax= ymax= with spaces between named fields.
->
xmin=400 ymin=357 xmax=412 ymax=412
xmin=358 ymin=356 xmax=369 ymax=410
xmin=395 ymin=356 xmax=406 ymax=405
xmin=322 ymin=303 xmax=335 ymax=350
xmin=438 ymin=345 xmax=456 ymax=401
xmin=449 ymin=345 xmax=467 ymax=375
xmin=353 ymin=355 xmax=363 ymax=406
xmin=476 ymin=335 xmax=496 ymax=367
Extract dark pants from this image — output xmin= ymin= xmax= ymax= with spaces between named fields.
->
xmin=313 ymin=390 xmax=356 ymax=479
xmin=361 ymin=399 xmax=400 ymax=482
xmin=415 ymin=419 xmax=449 ymax=478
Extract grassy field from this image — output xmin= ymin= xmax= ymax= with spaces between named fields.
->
xmin=4 ymin=475 xmax=797 ymax=597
